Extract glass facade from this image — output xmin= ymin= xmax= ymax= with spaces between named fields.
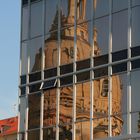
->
xmin=19 ymin=0 xmax=140 ymax=140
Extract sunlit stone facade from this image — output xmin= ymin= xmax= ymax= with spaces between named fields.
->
xmin=19 ymin=0 xmax=140 ymax=140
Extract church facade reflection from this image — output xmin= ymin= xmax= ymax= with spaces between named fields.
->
xmin=19 ymin=0 xmax=140 ymax=140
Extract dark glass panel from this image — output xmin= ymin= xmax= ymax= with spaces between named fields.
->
xmin=19 ymin=132 xmax=25 ymax=140
xmin=44 ymin=68 xmax=57 ymax=79
xmin=76 ymin=121 xmax=90 ymax=139
xmin=59 ymin=125 xmax=72 ymax=140
xmin=112 ymin=63 xmax=127 ymax=74
xmin=28 ymin=130 xmax=40 ymax=140
xmin=112 ymin=49 xmax=127 ymax=62
xmin=60 ymin=76 xmax=73 ymax=86
xmin=77 ymin=59 xmax=90 ymax=70
xmin=60 ymin=63 xmax=73 ymax=75
xmin=94 ymin=67 xmax=108 ymax=78
xmin=42 ymin=79 xmax=57 ymax=90
xmin=94 ymin=54 xmax=108 ymax=66
xmin=29 ymin=71 xmax=41 ymax=82
xmin=20 ymin=75 xmax=26 ymax=85
xmin=31 ymin=0 xmax=42 ymax=2
xmin=132 ymin=59 xmax=140 ymax=69
xmin=131 ymin=46 xmax=140 ymax=57
xmin=43 ymin=89 xmax=56 ymax=127
xmin=29 ymin=83 xmax=41 ymax=93
xmin=132 ymin=0 xmax=140 ymax=6
xmin=22 ymin=0 xmax=28 ymax=6
xmin=76 ymin=82 xmax=90 ymax=121
xmin=43 ymin=128 xmax=56 ymax=140
xmin=77 ymin=71 xmax=90 ymax=82
xmin=28 ymin=93 xmax=41 ymax=129
xmin=21 ymin=86 xmax=26 ymax=95
xmin=60 ymin=86 xmax=73 ymax=124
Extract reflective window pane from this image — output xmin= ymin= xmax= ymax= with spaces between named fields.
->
xmin=43 ymin=89 xmax=56 ymax=127
xmin=29 ymin=71 xmax=41 ymax=82
xmin=76 ymin=82 xmax=90 ymax=121
xmin=132 ymin=0 xmax=140 ymax=6
xmin=112 ymin=10 xmax=128 ymax=52
xmin=60 ymin=76 xmax=73 ymax=86
xmin=29 ymin=83 xmax=41 ymax=93
xmin=20 ymin=86 xmax=26 ymax=95
xmin=20 ymin=75 xmax=26 ymax=85
xmin=132 ymin=59 xmax=140 ymax=70
xmin=60 ymin=86 xmax=73 ymax=124
xmin=95 ymin=0 xmax=109 ymax=18
xmin=132 ymin=6 xmax=140 ymax=47
xmin=76 ymin=121 xmax=90 ymax=139
xmin=28 ymin=93 xmax=41 ymax=129
xmin=22 ymin=7 xmax=28 ymax=40
xmin=43 ymin=127 xmax=56 ymax=140
xmin=29 ymin=37 xmax=42 ymax=72
xmin=28 ymin=130 xmax=40 ymax=140
xmin=131 ymin=70 xmax=140 ymax=112
xmin=113 ymin=0 xmax=128 ymax=12
xmin=45 ymin=0 xmax=58 ymax=34
xmin=19 ymin=97 xmax=26 ymax=132
xmin=95 ymin=16 xmax=109 ymax=55
xmin=112 ymin=63 xmax=127 ymax=74
xmin=30 ymin=1 xmax=43 ymax=38
xmin=21 ymin=42 xmax=28 ymax=75
xmin=44 ymin=68 xmax=57 ymax=78
xmin=59 ymin=125 xmax=72 ymax=140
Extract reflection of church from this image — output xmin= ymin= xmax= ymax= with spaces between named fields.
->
xmin=30 ymin=0 xmax=123 ymax=139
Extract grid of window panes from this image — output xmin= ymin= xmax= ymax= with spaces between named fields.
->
xmin=19 ymin=0 xmax=140 ymax=140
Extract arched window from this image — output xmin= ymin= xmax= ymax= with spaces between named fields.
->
xmin=101 ymin=78 xmax=109 ymax=97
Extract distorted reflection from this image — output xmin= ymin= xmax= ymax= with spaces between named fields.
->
xmin=28 ymin=130 xmax=40 ymax=140
xmin=43 ymin=128 xmax=56 ymax=140
xmin=30 ymin=0 xmax=125 ymax=138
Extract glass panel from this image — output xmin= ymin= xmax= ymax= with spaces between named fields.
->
xmin=29 ymin=71 xmax=41 ymax=82
xmin=22 ymin=6 xmax=28 ymax=41
xmin=112 ymin=74 xmax=127 ymax=116
xmin=42 ymin=79 xmax=57 ymax=90
xmin=94 ymin=54 xmax=108 ymax=66
xmin=19 ymin=97 xmax=26 ymax=132
xmin=132 ymin=112 xmax=140 ymax=133
xmin=76 ymin=0 xmax=92 ymax=21
xmin=94 ymin=79 xmax=108 ymax=118
xmin=60 ymin=86 xmax=73 ymax=124
xmin=94 ymin=16 xmax=109 ymax=55
xmin=93 ymin=117 xmax=108 ymax=139
xmin=28 ymin=93 xmax=41 ymax=129
xmin=45 ymin=0 xmax=58 ymax=34
xmin=77 ymin=59 xmax=90 ymax=70
xmin=132 ymin=59 xmax=140 ymax=69
xmin=60 ymin=26 xmax=74 ymax=66
xmin=60 ymin=63 xmax=73 ymax=75
xmin=112 ymin=10 xmax=128 ymax=52
xmin=76 ymin=82 xmax=90 ymax=121
xmin=112 ymin=49 xmax=127 ymax=62
xmin=20 ymin=75 xmax=26 ymax=85
xmin=113 ymin=0 xmax=128 ymax=12
xmin=112 ymin=63 xmax=127 ymax=74
xmin=43 ymin=89 xmax=56 ymax=127
xmin=20 ymin=86 xmax=26 ymax=95
xmin=76 ymin=22 xmax=92 ymax=61
xmin=131 ymin=46 xmax=140 ymax=57
xmin=30 ymin=1 xmax=43 ymax=38
xmin=132 ymin=6 xmax=140 ymax=47
xmin=43 ymin=127 xmax=56 ymax=140
xmin=28 ymin=130 xmax=40 ymax=140
xmin=22 ymin=0 xmax=28 ymax=6
xmin=29 ymin=83 xmax=41 ymax=93
xmin=44 ymin=68 xmax=57 ymax=78
xmin=77 ymin=71 xmax=90 ymax=82
xmin=132 ymin=0 xmax=140 ymax=6
xmin=59 ymin=125 xmax=72 ymax=139
xmin=60 ymin=75 xmax=73 ymax=86
xmin=95 ymin=0 xmax=109 ymax=18
xmin=131 ymin=70 xmax=140 ymax=112
xmin=76 ymin=121 xmax=90 ymax=139
xmin=94 ymin=67 xmax=108 ymax=78
xmin=29 ymin=37 xmax=42 ymax=72
xmin=21 ymin=42 xmax=28 ymax=75
xmin=44 ymin=33 xmax=58 ymax=69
